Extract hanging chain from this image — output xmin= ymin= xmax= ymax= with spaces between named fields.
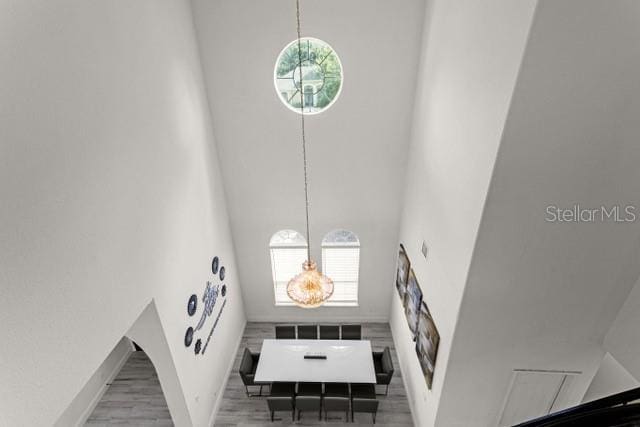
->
xmin=296 ymin=0 xmax=312 ymax=263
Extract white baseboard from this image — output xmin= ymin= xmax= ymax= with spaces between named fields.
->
xmin=75 ymin=346 xmax=133 ymax=427
xmin=207 ymin=318 xmax=247 ymax=426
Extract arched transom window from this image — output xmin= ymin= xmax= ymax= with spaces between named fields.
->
xmin=269 ymin=229 xmax=360 ymax=307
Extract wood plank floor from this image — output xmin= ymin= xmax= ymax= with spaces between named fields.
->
xmin=215 ymin=322 xmax=414 ymax=427
xmin=85 ymin=351 xmax=173 ymax=426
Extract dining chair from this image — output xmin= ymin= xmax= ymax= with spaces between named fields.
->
xmin=297 ymin=325 xmax=318 ymax=339
xmin=323 ymin=382 xmax=350 ymax=422
xmin=341 ymin=324 xmax=362 ymax=340
xmin=275 ymin=325 xmax=296 ymax=339
xmin=350 ymin=383 xmax=379 ymax=424
xmin=238 ymin=348 xmax=268 ymax=396
xmin=266 ymin=382 xmax=296 ymax=422
xmin=296 ymin=382 xmax=322 ymax=421
xmin=319 ymin=325 xmax=340 ymax=340
xmin=372 ymin=347 xmax=394 ymax=395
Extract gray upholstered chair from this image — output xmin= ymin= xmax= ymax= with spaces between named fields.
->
xmin=297 ymin=325 xmax=318 ymax=339
xmin=266 ymin=382 xmax=296 ymax=422
xmin=296 ymin=382 xmax=322 ymax=421
xmin=341 ymin=324 xmax=362 ymax=340
xmin=372 ymin=347 xmax=394 ymax=395
xmin=238 ymin=348 xmax=266 ymax=396
xmin=319 ymin=325 xmax=340 ymax=339
xmin=323 ymin=382 xmax=350 ymax=422
xmin=275 ymin=325 xmax=296 ymax=339
xmin=351 ymin=383 xmax=379 ymax=424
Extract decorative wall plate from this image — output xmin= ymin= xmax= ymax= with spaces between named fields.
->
xmin=187 ymin=294 xmax=197 ymax=316
xmin=184 ymin=256 xmax=228 ymax=356
xmin=184 ymin=327 xmax=194 ymax=347
xmin=195 ymin=282 xmax=219 ymax=331
xmin=211 ymin=256 xmax=219 ymax=275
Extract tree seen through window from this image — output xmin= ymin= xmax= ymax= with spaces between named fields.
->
xmin=275 ymin=38 xmax=342 ymax=114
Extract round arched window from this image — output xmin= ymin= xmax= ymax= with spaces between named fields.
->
xmin=274 ymin=37 xmax=343 ymax=114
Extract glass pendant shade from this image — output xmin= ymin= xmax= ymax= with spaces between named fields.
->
xmin=286 ymin=260 xmax=334 ymax=308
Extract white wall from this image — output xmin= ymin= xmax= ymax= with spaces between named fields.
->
xmin=604 ymin=274 xmax=640 ymax=381
xmin=191 ymin=0 xmax=426 ymax=322
xmin=0 ymin=1 xmax=245 ymax=426
xmin=126 ymin=301 xmax=193 ymax=426
xmin=54 ymin=338 xmax=133 ymax=427
xmin=583 ymin=353 xmax=639 ymax=403
xmin=389 ymin=0 xmax=537 ymax=425
xmin=434 ymin=0 xmax=640 ymax=425
xmin=583 ymin=274 xmax=640 ymax=403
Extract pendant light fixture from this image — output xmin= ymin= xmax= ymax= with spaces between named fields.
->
xmin=286 ymin=0 xmax=334 ymax=308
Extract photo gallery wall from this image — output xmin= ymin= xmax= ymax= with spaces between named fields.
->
xmin=396 ymin=244 xmax=440 ymax=389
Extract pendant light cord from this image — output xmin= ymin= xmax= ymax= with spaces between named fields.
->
xmin=296 ymin=0 xmax=312 ymax=263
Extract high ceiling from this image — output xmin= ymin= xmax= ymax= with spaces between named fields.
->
xmin=192 ymin=0 xmax=427 ymax=321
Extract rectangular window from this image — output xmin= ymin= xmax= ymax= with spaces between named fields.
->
xmin=322 ymin=245 xmax=360 ymax=306
xmin=270 ymin=246 xmax=307 ymax=306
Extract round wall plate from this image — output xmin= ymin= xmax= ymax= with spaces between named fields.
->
xmin=211 ymin=256 xmax=219 ymax=275
xmin=187 ymin=294 xmax=197 ymax=316
xmin=221 ymin=284 xmax=227 ymax=297
xmin=184 ymin=327 xmax=194 ymax=347
xmin=219 ymin=266 xmax=226 ymax=281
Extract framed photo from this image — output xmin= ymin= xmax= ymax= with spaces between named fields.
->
xmin=404 ymin=268 xmax=422 ymax=335
xmin=415 ymin=302 xmax=440 ymax=389
xmin=396 ymin=244 xmax=411 ymax=303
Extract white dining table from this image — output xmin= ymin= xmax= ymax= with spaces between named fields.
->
xmin=253 ymin=339 xmax=376 ymax=383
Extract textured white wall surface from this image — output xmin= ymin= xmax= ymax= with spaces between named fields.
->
xmin=605 ymin=275 xmax=640 ymax=382
xmin=54 ymin=338 xmax=132 ymax=426
xmin=583 ymin=353 xmax=639 ymax=403
xmin=392 ymin=0 xmax=640 ymax=426
xmin=0 ymin=1 xmax=245 ymax=426
xmin=434 ymin=0 xmax=640 ymax=425
xmin=390 ymin=0 xmax=537 ymax=425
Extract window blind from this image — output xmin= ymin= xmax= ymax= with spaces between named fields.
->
xmin=270 ymin=246 xmax=307 ymax=305
xmin=322 ymin=246 xmax=360 ymax=306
